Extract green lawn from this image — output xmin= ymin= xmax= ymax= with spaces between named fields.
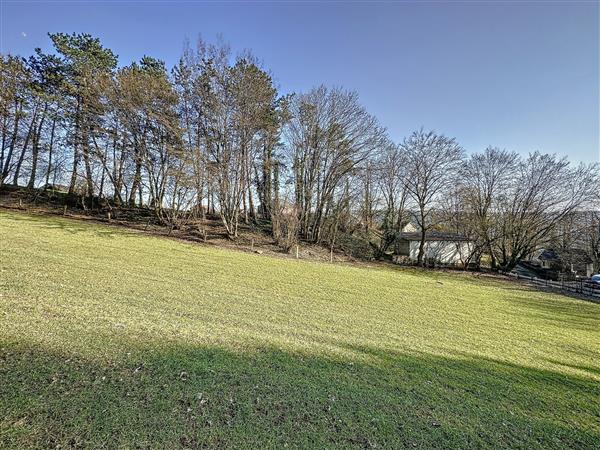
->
xmin=1 ymin=210 xmax=599 ymax=449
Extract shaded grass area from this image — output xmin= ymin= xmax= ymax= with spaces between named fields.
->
xmin=1 ymin=211 xmax=599 ymax=448
xmin=3 ymin=345 xmax=598 ymax=449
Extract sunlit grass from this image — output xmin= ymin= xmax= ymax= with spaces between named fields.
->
xmin=1 ymin=210 xmax=598 ymax=448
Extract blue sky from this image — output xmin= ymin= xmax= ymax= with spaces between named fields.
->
xmin=1 ymin=0 xmax=598 ymax=162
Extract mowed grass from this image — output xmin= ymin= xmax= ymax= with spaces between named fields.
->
xmin=0 ymin=211 xmax=599 ymax=449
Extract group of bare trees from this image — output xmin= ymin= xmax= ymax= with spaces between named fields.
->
xmin=448 ymin=149 xmax=599 ymax=271
xmin=1 ymin=33 xmax=599 ymax=272
xmin=285 ymin=86 xmax=387 ymax=243
xmin=364 ymin=135 xmax=598 ymax=271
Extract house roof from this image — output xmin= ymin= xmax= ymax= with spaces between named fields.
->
xmin=532 ymin=248 xmax=593 ymax=264
xmin=538 ymin=249 xmax=560 ymax=261
xmin=396 ymin=232 xmax=471 ymax=242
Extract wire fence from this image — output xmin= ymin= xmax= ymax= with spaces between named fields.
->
xmin=504 ymin=272 xmax=600 ymax=301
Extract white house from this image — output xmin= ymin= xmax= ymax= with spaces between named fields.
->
xmin=393 ymin=230 xmax=473 ymax=266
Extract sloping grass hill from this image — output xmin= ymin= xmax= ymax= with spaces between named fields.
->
xmin=1 ymin=210 xmax=599 ymax=449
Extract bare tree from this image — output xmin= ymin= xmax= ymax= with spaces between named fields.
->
xmin=461 ymin=147 xmax=518 ymax=268
xmin=491 ymin=153 xmax=599 ymax=271
xmin=373 ymin=142 xmax=409 ymax=256
xmin=401 ymin=129 xmax=464 ymax=266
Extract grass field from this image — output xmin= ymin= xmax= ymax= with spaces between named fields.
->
xmin=1 ymin=210 xmax=599 ymax=449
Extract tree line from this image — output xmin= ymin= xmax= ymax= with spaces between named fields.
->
xmin=1 ymin=33 xmax=599 ymax=272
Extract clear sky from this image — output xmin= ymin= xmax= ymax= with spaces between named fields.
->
xmin=1 ymin=0 xmax=598 ymax=162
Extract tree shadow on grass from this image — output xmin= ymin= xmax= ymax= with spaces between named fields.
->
xmin=1 ymin=343 xmax=598 ymax=449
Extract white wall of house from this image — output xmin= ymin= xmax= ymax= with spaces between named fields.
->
xmin=587 ymin=263 xmax=594 ymax=278
xmin=408 ymin=240 xmax=472 ymax=265
xmin=402 ymin=223 xmax=418 ymax=233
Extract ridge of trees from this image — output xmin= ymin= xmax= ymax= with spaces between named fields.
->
xmin=1 ymin=33 xmax=599 ymax=272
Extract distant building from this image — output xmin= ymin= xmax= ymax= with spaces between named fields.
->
xmin=527 ymin=248 xmax=595 ymax=278
xmin=528 ymin=248 xmax=560 ymax=269
xmin=392 ymin=227 xmax=473 ymax=266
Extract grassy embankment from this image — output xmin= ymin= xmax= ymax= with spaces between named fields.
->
xmin=1 ymin=210 xmax=598 ymax=448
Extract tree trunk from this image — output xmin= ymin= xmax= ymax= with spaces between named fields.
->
xmin=1 ymin=100 xmax=22 ymax=185
xmin=28 ymin=104 xmax=48 ymax=189
xmin=247 ymin=174 xmax=256 ymax=223
xmin=0 ymin=114 xmax=8 ymax=180
xmin=129 ymin=147 xmax=142 ymax=206
xmin=82 ymin=127 xmax=94 ymax=197
xmin=44 ymin=117 xmax=57 ymax=187
xmin=273 ymin=162 xmax=280 ymax=211
xmin=13 ymin=109 xmax=38 ymax=186
xmin=417 ymin=214 xmax=426 ymax=266
xmin=68 ymin=100 xmax=82 ymax=195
